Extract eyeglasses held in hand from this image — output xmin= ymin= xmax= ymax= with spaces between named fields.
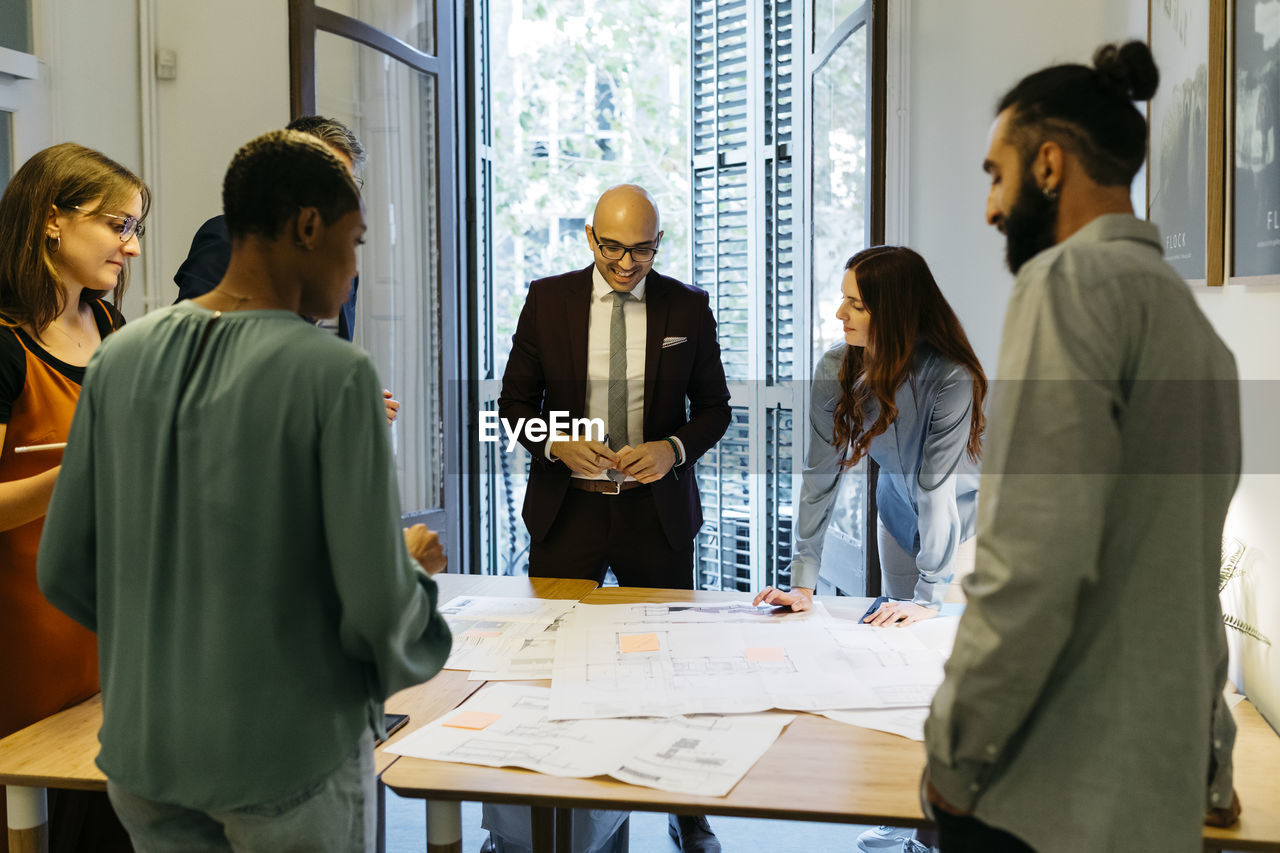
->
xmin=70 ymin=205 xmax=146 ymax=242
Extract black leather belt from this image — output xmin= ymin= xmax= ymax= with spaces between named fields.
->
xmin=568 ymin=478 xmax=645 ymax=495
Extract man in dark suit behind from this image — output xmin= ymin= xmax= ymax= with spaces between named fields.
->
xmin=173 ymin=116 xmax=361 ymax=342
xmin=173 ymin=116 xmax=399 ymax=423
xmin=495 ymin=184 xmax=730 ymax=852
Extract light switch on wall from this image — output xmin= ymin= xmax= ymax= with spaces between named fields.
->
xmin=155 ymin=48 xmax=177 ymax=81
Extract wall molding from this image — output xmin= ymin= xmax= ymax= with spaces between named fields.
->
xmin=137 ymin=0 xmax=165 ymax=314
xmin=883 ymin=0 xmax=910 ymax=246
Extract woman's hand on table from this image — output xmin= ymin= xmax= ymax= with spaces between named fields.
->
xmin=752 ymin=586 xmax=814 ymax=612
xmin=864 ymin=600 xmax=937 ymax=627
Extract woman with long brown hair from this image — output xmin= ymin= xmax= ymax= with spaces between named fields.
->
xmin=755 ymin=245 xmax=986 ymax=628
xmin=0 ymin=142 xmax=148 ymax=852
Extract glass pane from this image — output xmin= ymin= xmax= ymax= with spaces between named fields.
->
xmin=764 ymin=406 xmax=794 ymax=590
xmin=695 ymin=408 xmax=752 ymax=591
xmin=0 ymin=111 xmax=12 ymax=196
xmin=316 ymin=31 xmax=443 ymax=512
xmin=810 ymin=24 xmax=866 ymax=366
xmin=1232 ymin=0 xmax=1280 ymax=277
xmin=811 ymin=0 xmax=863 ymax=52
xmin=321 ymin=0 xmax=435 ymax=55
xmin=0 ymin=0 xmax=31 ymax=53
xmin=1149 ymin=0 xmax=1208 ymax=279
xmin=485 ymin=0 xmax=690 ymax=380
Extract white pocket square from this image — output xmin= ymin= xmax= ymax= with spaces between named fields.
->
xmin=661 ymin=336 xmax=688 ymax=348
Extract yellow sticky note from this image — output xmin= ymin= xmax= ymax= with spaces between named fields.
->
xmin=443 ymin=710 xmax=502 ymax=730
xmin=744 ymin=646 xmax=785 ymax=662
xmin=619 ymin=633 xmax=660 ymax=653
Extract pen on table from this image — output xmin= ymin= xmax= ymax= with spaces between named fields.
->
xmin=860 ymin=596 xmax=890 ymax=623
xmin=14 ymin=442 xmax=67 ymax=454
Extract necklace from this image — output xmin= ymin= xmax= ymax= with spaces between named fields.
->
xmin=211 ymin=287 xmax=289 ymax=312
xmin=216 ymin=289 xmax=257 ymax=309
xmin=46 ymin=318 xmax=90 ymax=349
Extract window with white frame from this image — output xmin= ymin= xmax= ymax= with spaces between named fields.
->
xmin=472 ymin=0 xmax=882 ymax=591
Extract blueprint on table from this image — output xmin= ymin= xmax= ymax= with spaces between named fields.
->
xmin=385 ymin=683 xmax=794 ymax=796
xmin=546 ymin=602 xmax=953 ymax=720
xmin=439 ymin=596 xmax=576 ymax=671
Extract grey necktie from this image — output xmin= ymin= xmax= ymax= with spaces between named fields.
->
xmin=608 ymin=291 xmax=631 ymax=452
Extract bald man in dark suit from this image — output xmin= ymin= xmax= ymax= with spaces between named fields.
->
xmin=495 ymin=184 xmax=730 ymax=852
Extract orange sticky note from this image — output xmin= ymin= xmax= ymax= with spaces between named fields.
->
xmin=619 ymin=633 xmax=660 ymax=653
xmin=443 ymin=711 xmax=502 ymax=730
xmin=463 ymin=629 xmax=502 ymax=638
xmin=744 ymin=646 xmax=785 ymax=662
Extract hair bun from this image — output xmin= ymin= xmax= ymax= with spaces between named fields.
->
xmin=1093 ymin=41 xmax=1159 ymax=102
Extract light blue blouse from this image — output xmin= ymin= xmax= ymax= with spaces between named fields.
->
xmin=787 ymin=342 xmax=980 ymax=605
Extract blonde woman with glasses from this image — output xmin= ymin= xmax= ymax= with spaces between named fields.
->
xmin=0 ymin=142 xmax=148 ymax=853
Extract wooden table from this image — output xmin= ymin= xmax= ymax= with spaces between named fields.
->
xmin=0 ymin=572 xmax=597 ymax=853
xmin=381 ymin=586 xmax=1280 ymax=853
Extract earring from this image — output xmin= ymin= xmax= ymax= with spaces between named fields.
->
xmin=46 ymin=235 xmax=61 ymax=254
xmin=1042 ymin=185 xmax=1058 ymax=202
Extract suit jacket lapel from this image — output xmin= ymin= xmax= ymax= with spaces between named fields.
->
xmin=565 ymin=266 xmax=593 ymax=418
xmin=643 ymin=273 xmax=669 ymax=432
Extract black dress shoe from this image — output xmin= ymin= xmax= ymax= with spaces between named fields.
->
xmin=668 ymin=813 xmax=721 ymax=852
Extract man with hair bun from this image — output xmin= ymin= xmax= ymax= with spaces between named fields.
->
xmin=38 ymin=130 xmax=451 ymax=852
xmin=922 ymin=42 xmax=1242 ymax=852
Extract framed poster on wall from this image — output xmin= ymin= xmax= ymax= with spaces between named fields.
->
xmin=1148 ymin=0 xmax=1227 ymax=285
xmin=1232 ymin=0 xmax=1280 ymax=282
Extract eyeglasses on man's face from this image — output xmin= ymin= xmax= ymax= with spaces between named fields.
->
xmin=592 ymin=234 xmax=659 ymax=263
xmin=71 ymin=205 xmax=146 ymax=242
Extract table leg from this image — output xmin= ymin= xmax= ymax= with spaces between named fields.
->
xmin=425 ymin=800 xmax=462 ymax=853
xmin=530 ymin=805 xmax=554 ymax=853
xmin=375 ymin=782 xmax=386 ymax=853
xmin=554 ymin=807 xmax=573 ymax=853
xmin=6 ymin=785 xmax=49 ymax=853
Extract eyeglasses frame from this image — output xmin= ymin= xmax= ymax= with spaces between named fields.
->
xmin=67 ymin=205 xmax=146 ymax=242
xmin=590 ymin=231 xmax=660 ymax=263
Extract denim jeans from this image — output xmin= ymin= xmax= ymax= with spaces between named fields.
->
xmin=107 ymin=731 xmax=375 ymax=853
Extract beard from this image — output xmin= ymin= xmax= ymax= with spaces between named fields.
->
xmin=1002 ymin=171 xmax=1059 ymax=274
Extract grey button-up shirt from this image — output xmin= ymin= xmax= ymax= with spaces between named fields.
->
xmin=924 ymin=214 xmax=1240 ymax=853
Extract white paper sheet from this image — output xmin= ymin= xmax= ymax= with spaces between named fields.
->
xmin=385 ymin=684 xmax=794 ymax=797
xmin=548 ymin=603 xmax=906 ymax=720
xmin=820 ymin=707 xmax=931 ymax=741
xmin=438 ymin=596 xmax=576 ymax=672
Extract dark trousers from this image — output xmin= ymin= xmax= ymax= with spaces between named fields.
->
xmin=528 ymin=486 xmax=694 ymax=589
xmin=935 ymin=811 xmax=1036 ymax=852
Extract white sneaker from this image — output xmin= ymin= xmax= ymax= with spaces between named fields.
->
xmin=856 ymin=826 xmax=913 ymax=852
xmin=856 ymin=826 xmax=937 ymax=853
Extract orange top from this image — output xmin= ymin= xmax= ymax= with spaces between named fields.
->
xmin=0 ymin=301 xmax=118 ymax=739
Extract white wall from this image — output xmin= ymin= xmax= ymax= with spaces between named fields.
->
xmin=1196 ymin=287 xmax=1280 ymax=728
xmin=151 ymin=0 xmax=290 ymax=309
xmin=905 ymin=0 xmax=1145 ymax=371
xmin=902 ymin=0 xmax=1279 ymax=732
xmin=38 ymin=0 xmax=287 ymax=317
xmin=40 ymin=0 xmax=145 ymax=318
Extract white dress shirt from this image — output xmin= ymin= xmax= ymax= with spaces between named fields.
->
xmin=548 ymin=267 xmax=684 ymax=480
